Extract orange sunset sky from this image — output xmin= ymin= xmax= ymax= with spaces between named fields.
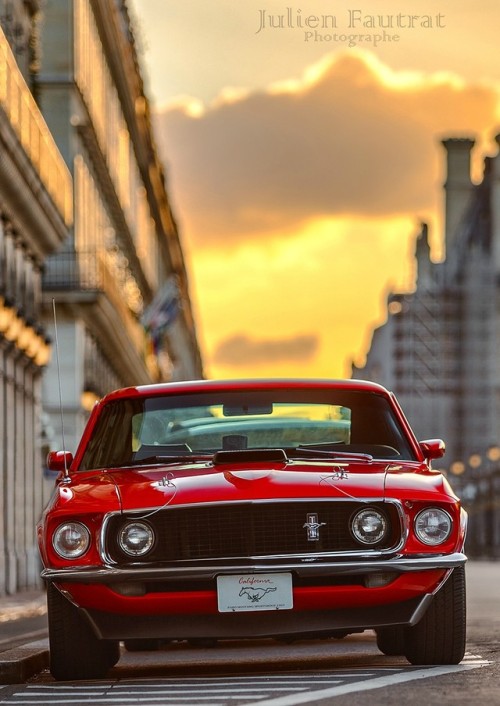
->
xmin=128 ymin=0 xmax=500 ymax=380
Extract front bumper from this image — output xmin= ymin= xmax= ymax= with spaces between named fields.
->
xmin=41 ymin=552 xmax=467 ymax=584
xmin=43 ymin=554 xmax=467 ymax=641
xmin=83 ymin=595 xmax=434 ymax=641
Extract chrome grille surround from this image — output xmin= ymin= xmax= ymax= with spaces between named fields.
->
xmin=101 ymin=499 xmax=406 ymax=565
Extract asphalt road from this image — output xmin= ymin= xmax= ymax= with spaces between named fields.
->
xmin=0 ymin=560 xmax=498 ymax=704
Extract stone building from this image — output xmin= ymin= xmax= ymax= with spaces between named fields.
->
xmin=0 ymin=0 xmax=203 ymax=594
xmin=353 ymin=137 xmax=500 ymax=554
xmin=0 ymin=2 xmax=73 ymax=593
xmin=36 ymin=0 xmax=203 ymax=460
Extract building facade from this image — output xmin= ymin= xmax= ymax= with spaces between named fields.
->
xmin=0 ymin=1 xmax=73 ymax=594
xmin=37 ymin=0 xmax=203 ymax=459
xmin=353 ymin=137 xmax=500 ymax=555
xmin=0 ymin=0 xmax=203 ymax=595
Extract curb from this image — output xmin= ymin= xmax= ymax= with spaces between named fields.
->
xmin=0 ymin=639 xmax=49 ymax=684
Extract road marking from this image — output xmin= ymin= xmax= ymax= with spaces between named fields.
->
xmin=15 ymin=688 xmax=311 ymax=694
xmin=249 ymin=659 xmax=492 ymax=706
xmin=0 ymin=694 xmax=227 ymax=706
xmin=0 ymin=657 xmax=492 ymax=705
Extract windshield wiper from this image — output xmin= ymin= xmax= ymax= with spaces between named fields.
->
xmin=115 ymin=454 xmax=211 ymax=468
xmin=291 ymin=446 xmax=373 ymax=462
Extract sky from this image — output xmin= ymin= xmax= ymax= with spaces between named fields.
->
xmin=128 ymin=0 xmax=500 ymax=380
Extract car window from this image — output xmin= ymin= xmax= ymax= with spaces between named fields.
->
xmin=78 ymin=389 xmax=417 ymax=470
xmin=133 ymin=402 xmax=350 ymax=451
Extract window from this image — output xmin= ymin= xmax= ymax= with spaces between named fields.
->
xmin=79 ymin=389 xmax=417 ymax=470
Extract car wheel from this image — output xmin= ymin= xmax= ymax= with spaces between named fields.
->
xmin=106 ymin=641 xmax=121 ymax=668
xmin=375 ymin=626 xmax=405 ymax=655
xmin=47 ymin=583 xmax=120 ymax=680
xmin=403 ymin=566 xmax=466 ymax=665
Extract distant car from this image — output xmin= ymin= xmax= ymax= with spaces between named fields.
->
xmin=37 ymin=378 xmax=467 ymax=680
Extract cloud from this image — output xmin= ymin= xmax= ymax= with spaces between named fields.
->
xmin=213 ymin=333 xmax=320 ymax=366
xmin=154 ymin=50 xmax=499 ymax=248
xmin=194 ymin=216 xmax=417 ymax=378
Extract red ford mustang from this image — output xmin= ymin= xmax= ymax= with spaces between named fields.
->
xmin=38 ymin=378 xmax=467 ymax=680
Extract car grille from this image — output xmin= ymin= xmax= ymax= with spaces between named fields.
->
xmin=106 ymin=501 xmax=401 ymax=564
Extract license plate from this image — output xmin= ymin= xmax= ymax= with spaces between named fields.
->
xmin=217 ymin=573 xmax=293 ymax=612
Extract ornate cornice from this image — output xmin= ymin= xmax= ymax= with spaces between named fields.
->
xmin=0 ymin=109 xmax=68 ymax=259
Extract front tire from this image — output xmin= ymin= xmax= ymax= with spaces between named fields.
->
xmin=403 ymin=566 xmax=466 ymax=665
xmin=376 ymin=626 xmax=405 ymax=656
xmin=47 ymin=583 xmax=120 ymax=680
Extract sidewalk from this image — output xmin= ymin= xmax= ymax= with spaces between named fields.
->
xmin=0 ymin=590 xmax=49 ymax=684
xmin=0 ymin=590 xmax=46 ymax=624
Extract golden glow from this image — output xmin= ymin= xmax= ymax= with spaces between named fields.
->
xmin=269 ymin=50 xmax=431 ymax=96
xmin=81 ymin=390 xmax=101 ymax=412
xmin=487 ymin=446 xmax=500 ymax=462
xmin=26 ymin=333 xmax=42 ymax=359
xmin=34 ymin=341 xmax=51 ymax=368
xmin=0 ymin=26 xmax=72 ymax=225
xmin=129 ymin=1 xmax=500 ymax=383
xmin=135 ymin=95 xmax=147 ymax=116
xmin=159 ymin=95 xmax=206 ymax=118
xmin=17 ymin=324 xmax=36 ymax=352
xmin=192 ymin=215 xmax=416 ymax=379
xmin=213 ymin=87 xmax=251 ymax=107
xmin=468 ymin=453 xmax=482 ymax=469
xmin=3 ymin=315 xmax=23 ymax=342
xmin=388 ymin=301 xmax=403 ymax=315
xmin=0 ymin=300 xmax=15 ymax=333
xmin=0 ymin=298 xmax=52 ymax=366
xmin=450 ymin=461 xmax=466 ymax=476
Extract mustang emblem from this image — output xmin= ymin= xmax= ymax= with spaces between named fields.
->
xmin=303 ymin=512 xmax=326 ymax=541
xmin=239 ymin=586 xmax=277 ymax=602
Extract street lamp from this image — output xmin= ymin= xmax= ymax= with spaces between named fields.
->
xmin=468 ymin=453 xmax=482 ymax=469
xmin=450 ymin=461 xmax=466 ymax=476
xmin=487 ymin=445 xmax=500 ymax=463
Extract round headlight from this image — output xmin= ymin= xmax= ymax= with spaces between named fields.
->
xmin=351 ymin=508 xmax=388 ymax=545
xmin=119 ymin=521 xmax=155 ymax=557
xmin=53 ymin=522 xmax=91 ymax=559
xmin=414 ymin=508 xmax=452 ymax=546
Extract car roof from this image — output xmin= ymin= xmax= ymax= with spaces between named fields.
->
xmin=100 ymin=378 xmax=393 ymax=403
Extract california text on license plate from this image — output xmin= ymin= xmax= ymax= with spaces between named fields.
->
xmin=217 ymin=572 xmax=293 ymax=612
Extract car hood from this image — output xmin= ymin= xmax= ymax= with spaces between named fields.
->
xmin=100 ymin=457 xmax=436 ymax=512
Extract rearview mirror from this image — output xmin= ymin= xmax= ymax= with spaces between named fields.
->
xmin=419 ymin=439 xmax=446 ymax=460
xmin=223 ymin=403 xmax=273 ymax=416
xmin=47 ymin=450 xmax=74 ymax=472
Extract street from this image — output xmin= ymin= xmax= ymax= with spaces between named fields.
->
xmin=0 ymin=560 xmax=498 ymax=704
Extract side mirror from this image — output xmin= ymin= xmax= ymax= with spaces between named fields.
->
xmin=47 ymin=450 xmax=74 ymax=472
xmin=419 ymin=439 xmax=446 ymax=460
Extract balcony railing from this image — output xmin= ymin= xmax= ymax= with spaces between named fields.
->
xmin=0 ymin=26 xmax=73 ymax=226
xmin=44 ymin=250 xmax=100 ymax=291
xmin=43 ymin=249 xmax=146 ymax=353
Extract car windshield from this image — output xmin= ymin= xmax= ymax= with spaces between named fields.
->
xmin=78 ymin=388 xmax=417 ymax=470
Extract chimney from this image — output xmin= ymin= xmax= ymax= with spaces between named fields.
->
xmin=442 ymin=138 xmax=475 ymax=257
xmin=415 ymin=222 xmax=432 ymax=288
